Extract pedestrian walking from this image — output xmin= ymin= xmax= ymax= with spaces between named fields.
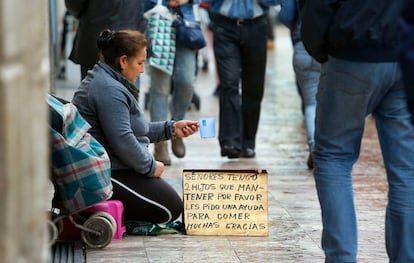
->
xmin=398 ymin=0 xmax=414 ymax=123
xmin=301 ymin=0 xmax=414 ymax=262
xmin=278 ymin=0 xmax=320 ymax=169
xmin=65 ymin=0 xmax=147 ymax=80
xmin=146 ymin=0 xmax=204 ymax=165
xmin=204 ymin=0 xmax=279 ymax=159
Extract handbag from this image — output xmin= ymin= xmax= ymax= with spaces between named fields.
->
xmin=48 ymin=94 xmax=113 ymax=214
xmin=174 ymin=14 xmax=206 ymax=50
xmin=144 ymin=0 xmax=176 ymax=75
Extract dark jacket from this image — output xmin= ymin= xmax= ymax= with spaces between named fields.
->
xmin=398 ymin=0 xmax=414 ymax=121
xmin=65 ymin=0 xmax=147 ymax=65
xmin=301 ymin=0 xmax=404 ymax=63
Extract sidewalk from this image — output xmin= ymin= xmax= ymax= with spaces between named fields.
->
xmin=55 ymin=26 xmax=388 ymax=263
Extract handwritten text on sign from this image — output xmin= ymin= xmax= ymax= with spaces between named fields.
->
xmin=182 ymin=170 xmax=268 ymax=236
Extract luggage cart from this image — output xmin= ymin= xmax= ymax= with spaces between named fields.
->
xmin=47 ymin=94 xmax=120 ymax=248
xmin=49 ymin=200 xmax=126 ymax=248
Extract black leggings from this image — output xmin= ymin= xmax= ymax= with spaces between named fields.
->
xmin=110 ymin=170 xmax=183 ymax=224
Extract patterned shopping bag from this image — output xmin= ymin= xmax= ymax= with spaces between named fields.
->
xmin=145 ymin=0 xmax=175 ymax=75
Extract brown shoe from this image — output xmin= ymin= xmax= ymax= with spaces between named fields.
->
xmin=154 ymin=141 xmax=171 ymax=165
xmin=171 ymin=138 xmax=185 ymax=158
xmin=267 ymin=40 xmax=275 ymax=50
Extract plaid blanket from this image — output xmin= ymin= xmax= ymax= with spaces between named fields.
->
xmin=48 ymin=95 xmax=113 ymax=214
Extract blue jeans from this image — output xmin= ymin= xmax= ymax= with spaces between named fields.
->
xmin=314 ymin=57 xmax=414 ymax=262
xmin=293 ymin=41 xmax=320 ymax=150
xmin=212 ymin=15 xmax=267 ymax=150
xmin=149 ymin=46 xmax=196 ymax=122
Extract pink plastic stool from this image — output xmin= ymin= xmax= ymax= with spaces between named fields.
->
xmin=84 ymin=200 xmax=126 ymax=240
xmin=57 ymin=200 xmax=126 ymax=244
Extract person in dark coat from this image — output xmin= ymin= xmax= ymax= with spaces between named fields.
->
xmin=398 ymin=0 xmax=414 ymax=123
xmin=204 ymin=0 xmax=279 ymax=159
xmin=65 ymin=0 xmax=147 ymax=79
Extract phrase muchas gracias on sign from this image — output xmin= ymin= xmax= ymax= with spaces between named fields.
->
xmin=182 ymin=169 xmax=268 ymax=236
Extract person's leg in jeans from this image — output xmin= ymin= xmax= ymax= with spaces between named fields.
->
xmin=292 ymin=41 xmax=320 ymax=168
xmin=314 ymin=58 xmax=372 ymax=262
xmin=149 ymin=67 xmax=171 ymax=165
xmin=170 ymin=46 xmax=196 ymax=158
xmin=371 ymin=65 xmax=414 ymax=262
xmin=171 ymin=47 xmax=196 ymax=118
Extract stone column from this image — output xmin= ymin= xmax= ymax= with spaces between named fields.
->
xmin=0 ymin=1 xmax=51 ymax=263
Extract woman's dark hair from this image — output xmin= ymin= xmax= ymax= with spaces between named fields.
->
xmin=96 ymin=29 xmax=147 ymax=71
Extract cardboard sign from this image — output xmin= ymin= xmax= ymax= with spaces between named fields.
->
xmin=182 ymin=169 xmax=268 ymax=236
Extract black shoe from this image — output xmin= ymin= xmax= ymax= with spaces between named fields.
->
xmin=242 ymin=148 xmax=256 ymax=158
xmin=221 ymin=145 xmax=241 ymax=159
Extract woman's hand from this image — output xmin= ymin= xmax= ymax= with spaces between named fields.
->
xmin=153 ymin=161 xmax=165 ymax=178
xmin=174 ymin=120 xmax=199 ymax=138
